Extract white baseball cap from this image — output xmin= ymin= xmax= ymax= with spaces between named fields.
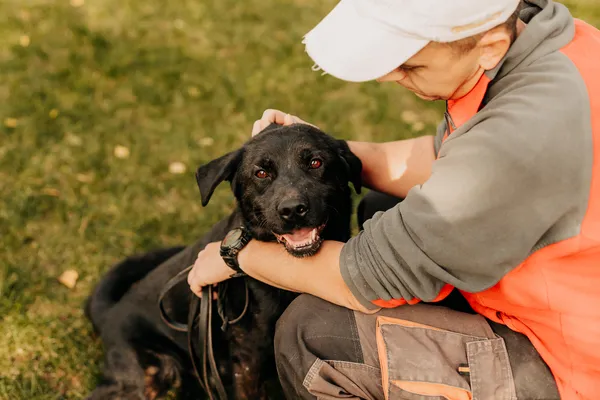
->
xmin=302 ymin=0 xmax=520 ymax=82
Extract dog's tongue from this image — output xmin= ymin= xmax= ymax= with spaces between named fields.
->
xmin=282 ymin=228 xmax=315 ymax=246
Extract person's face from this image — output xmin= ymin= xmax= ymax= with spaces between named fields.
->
xmin=377 ymin=26 xmax=515 ymax=101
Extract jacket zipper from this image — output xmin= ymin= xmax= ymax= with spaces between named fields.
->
xmin=444 ymin=101 xmax=457 ymax=137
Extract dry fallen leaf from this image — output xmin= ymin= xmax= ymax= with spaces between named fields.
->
xmin=4 ymin=118 xmax=18 ymax=128
xmin=58 ymin=270 xmax=79 ymax=289
xmin=76 ymin=172 xmax=95 ymax=183
xmin=197 ymin=137 xmax=214 ymax=147
xmin=401 ymin=110 xmax=419 ymax=124
xmin=114 ymin=145 xmax=130 ymax=159
xmin=173 ymin=19 xmax=186 ymax=30
xmin=19 ymin=10 xmax=31 ymax=21
xmin=41 ymin=187 xmax=60 ymax=197
xmin=169 ymin=161 xmax=187 ymax=174
xmin=19 ymin=35 xmax=30 ymax=47
xmin=70 ymin=376 xmax=83 ymax=390
xmin=412 ymin=121 xmax=425 ymax=132
xmin=65 ymin=133 xmax=82 ymax=146
xmin=187 ymin=86 xmax=200 ymax=97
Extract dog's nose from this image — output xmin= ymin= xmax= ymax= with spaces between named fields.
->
xmin=278 ymin=198 xmax=309 ymax=221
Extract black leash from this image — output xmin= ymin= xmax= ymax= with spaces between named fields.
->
xmin=158 ymin=265 xmax=250 ymax=400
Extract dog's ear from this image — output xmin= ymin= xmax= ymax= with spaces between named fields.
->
xmin=195 ymin=149 xmax=243 ymax=206
xmin=336 ymin=140 xmax=362 ymax=194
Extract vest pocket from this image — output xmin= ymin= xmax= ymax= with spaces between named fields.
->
xmin=375 ymin=316 xmax=516 ymax=400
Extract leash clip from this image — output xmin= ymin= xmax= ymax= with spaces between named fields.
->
xmin=220 ymin=317 xmax=229 ymax=332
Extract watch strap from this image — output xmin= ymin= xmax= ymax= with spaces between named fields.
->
xmin=220 ymin=227 xmax=252 ymax=275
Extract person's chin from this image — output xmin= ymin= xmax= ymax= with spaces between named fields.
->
xmin=414 ymin=92 xmax=442 ymax=101
xmin=395 ymin=82 xmax=443 ymax=101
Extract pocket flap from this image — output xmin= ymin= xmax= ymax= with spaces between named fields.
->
xmin=376 ymin=316 xmax=516 ymax=400
xmin=376 ymin=316 xmax=475 ymax=399
xmin=466 ymin=338 xmax=517 ymax=400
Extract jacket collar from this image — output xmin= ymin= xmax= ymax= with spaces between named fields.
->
xmin=444 ymin=0 xmax=574 ymax=135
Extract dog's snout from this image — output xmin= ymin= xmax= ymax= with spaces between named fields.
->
xmin=278 ymin=198 xmax=309 ymax=221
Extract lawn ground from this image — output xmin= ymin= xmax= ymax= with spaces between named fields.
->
xmin=1 ymin=0 xmax=598 ymax=398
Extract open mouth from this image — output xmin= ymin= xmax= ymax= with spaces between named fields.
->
xmin=273 ymin=224 xmax=326 ymax=258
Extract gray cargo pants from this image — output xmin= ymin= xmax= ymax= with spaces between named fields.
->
xmin=274 ymin=191 xmax=560 ymax=400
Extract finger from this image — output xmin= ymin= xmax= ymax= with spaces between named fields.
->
xmin=253 ymin=119 xmax=273 ymax=134
xmin=261 ymin=109 xmax=288 ymax=125
xmin=187 ymin=268 xmax=194 ymax=286
xmin=190 ymin=284 xmax=203 ymax=298
xmin=187 ymin=268 xmax=202 ymax=295
xmin=284 ymin=113 xmax=316 ymax=128
xmin=283 ymin=113 xmax=295 ymax=125
xmin=258 ymin=119 xmax=271 ymax=133
xmin=251 ymin=120 xmax=262 ymax=136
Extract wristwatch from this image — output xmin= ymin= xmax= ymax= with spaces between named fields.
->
xmin=220 ymin=227 xmax=252 ymax=277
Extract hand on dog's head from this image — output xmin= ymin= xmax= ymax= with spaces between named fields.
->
xmin=195 ymin=124 xmax=361 ymax=256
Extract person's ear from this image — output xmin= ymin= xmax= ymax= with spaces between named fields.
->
xmin=477 ymin=26 xmax=512 ymax=71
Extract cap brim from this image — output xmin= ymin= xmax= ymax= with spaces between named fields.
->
xmin=303 ymin=0 xmax=429 ymax=83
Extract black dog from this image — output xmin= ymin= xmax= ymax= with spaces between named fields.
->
xmin=85 ymin=123 xmax=362 ymax=399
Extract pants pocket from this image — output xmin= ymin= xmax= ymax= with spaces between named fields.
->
xmin=376 ymin=316 xmax=516 ymax=400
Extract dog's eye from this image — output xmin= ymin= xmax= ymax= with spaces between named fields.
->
xmin=255 ymin=169 xmax=269 ymax=179
xmin=309 ymin=158 xmax=322 ymax=169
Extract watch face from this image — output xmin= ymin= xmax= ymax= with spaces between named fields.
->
xmin=223 ymin=229 xmax=242 ymax=247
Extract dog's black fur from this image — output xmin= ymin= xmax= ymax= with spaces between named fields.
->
xmin=85 ymin=124 xmax=362 ymax=399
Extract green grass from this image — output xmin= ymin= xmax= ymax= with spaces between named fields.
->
xmin=0 ymin=0 xmax=598 ymax=398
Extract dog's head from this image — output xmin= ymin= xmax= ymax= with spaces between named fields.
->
xmin=195 ymin=124 xmax=362 ymax=257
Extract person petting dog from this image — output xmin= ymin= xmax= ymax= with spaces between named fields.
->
xmin=188 ymin=0 xmax=600 ymax=399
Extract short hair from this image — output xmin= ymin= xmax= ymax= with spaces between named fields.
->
xmin=444 ymin=4 xmax=522 ymax=54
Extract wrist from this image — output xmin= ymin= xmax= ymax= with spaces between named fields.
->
xmin=237 ymin=239 xmax=256 ymax=272
xmin=220 ymin=227 xmax=252 ymax=277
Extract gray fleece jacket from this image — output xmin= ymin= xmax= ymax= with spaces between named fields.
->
xmin=340 ymin=0 xmax=593 ymax=310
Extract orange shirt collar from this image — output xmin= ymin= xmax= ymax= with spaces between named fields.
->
xmin=447 ymin=73 xmax=492 ymax=132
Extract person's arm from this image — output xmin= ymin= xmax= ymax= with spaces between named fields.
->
xmin=238 ymin=240 xmax=375 ymax=312
xmin=347 ymin=136 xmax=435 ymax=199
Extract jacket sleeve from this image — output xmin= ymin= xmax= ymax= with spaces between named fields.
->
xmin=340 ymin=73 xmax=590 ymax=310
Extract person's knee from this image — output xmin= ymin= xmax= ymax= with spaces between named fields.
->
xmin=275 ymin=294 xmax=323 ymax=359
xmin=357 ymin=191 xmax=402 ymax=230
xmin=275 ymin=294 xmax=362 ymax=364
xmin=275 ymin=295 xmax=367 ymax=399
xmin=274 ymin=296 xmax=302 ymax=353
xmin=274 ymin=295 xmax=330 ymax=398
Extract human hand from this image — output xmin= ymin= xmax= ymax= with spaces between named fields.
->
xmin=187 ymin=242 xmax=237 ymax=297
xmin=251 ymin=109 xmax=316 ymax=136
